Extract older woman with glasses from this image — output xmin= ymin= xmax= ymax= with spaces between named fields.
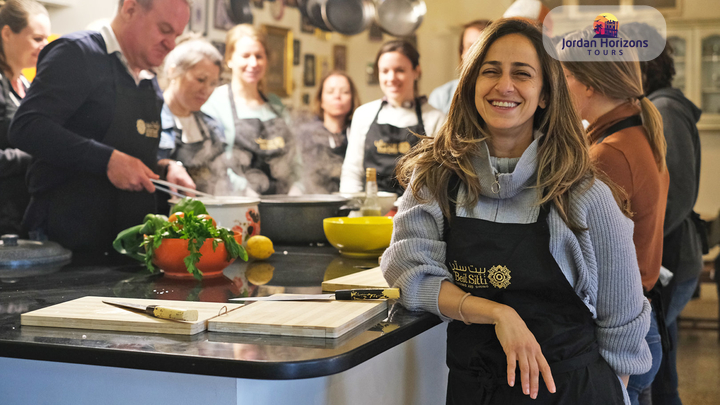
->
xmin=159 ymin=38 xmax=226 ymax=195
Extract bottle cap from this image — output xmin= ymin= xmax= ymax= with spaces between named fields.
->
xmin=366 ymin=168 xmax=377 ymax=182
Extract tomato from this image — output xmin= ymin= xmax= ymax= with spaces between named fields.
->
xmin=197 ymin=214 xmax=217 ymax=227
xmin=169 ymin=212 xmax=185 ymax=223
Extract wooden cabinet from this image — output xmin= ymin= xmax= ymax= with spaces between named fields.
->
xmin=668 ymin=21 xmax=720 ymax=131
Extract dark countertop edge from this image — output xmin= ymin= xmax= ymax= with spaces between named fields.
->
xmin=0 ymin=315 xmax=442 ymax=380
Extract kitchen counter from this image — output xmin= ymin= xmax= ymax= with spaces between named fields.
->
xmin=0 ymin=245 xmax=447 ymax=405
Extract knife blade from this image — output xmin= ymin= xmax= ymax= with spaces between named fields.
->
xmin=102 ymin=300 xmax=199 ymax=321
xmin=229 ymin=288 xmax=401 ymax=302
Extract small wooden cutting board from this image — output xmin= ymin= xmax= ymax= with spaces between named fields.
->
xmin=321 ymin=267 xmax=389 ymax=292
xmin=208 ymin=299 xmax=388 ymax=338
xmin=21 ymin=296 xmax=244 ymax=336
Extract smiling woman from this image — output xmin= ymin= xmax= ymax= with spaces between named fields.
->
xmin=383 ymin=18 xmax=652 ymax=405
xmin=338 ymin=40 xmax=445 ymax=195
xmin=0 ymin=0 xmax=50 ymax=237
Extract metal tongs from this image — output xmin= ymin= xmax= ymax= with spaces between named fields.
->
xmin=150 ymin=178 xmax=215 ymax=200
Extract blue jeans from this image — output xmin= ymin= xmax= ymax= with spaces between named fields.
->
xmin=651 ymin=276 xmax=699 ymax=405
xmin=627 ymin=307 xmax=662 ymax=405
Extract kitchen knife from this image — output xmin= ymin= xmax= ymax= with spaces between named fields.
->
xmin=229 ymin=288 xmax=400 ymax=302
xmin=102 ymin=300 xmax=199 ymax=321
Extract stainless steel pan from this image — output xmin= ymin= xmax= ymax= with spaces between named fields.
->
xmin=375 ymin=0 xmax=426 ymax=37
xmin=321 ymin=0 xmax=376 ymax=36
xmin=306 ymin=0 xmax=333 ymax=32
xmin=225 ymin=0 xmax=254 ymax=24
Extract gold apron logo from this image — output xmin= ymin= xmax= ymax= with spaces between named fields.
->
xmin=136 ymin=119 xmax=160 ymax=139
xmin=374 ymin=140 xmax=411 ymax=155
xmin=136 ymin=119 xmax=146 ymax=135
xmin=488 ymin=265 xmax=511 ymax=289
xmin=450 ymin=261 xmax=511 ymax=289
xmin=256 ymin=137 xmax=286 ymax=151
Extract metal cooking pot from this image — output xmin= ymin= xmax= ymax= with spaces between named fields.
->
xmin=321 ymin=0 xmax=376 ymax=36
xmin=306 ymin=0 xmax=332 ymax=32
xmin=259 ymin=195 xmax=350 ymax=244
xmin=225 ymin=0 xmax=254 ymax=24
xmin=375 ymin=0 xmax=426 ymax=37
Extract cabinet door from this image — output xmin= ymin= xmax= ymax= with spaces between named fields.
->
xmin=701 ymin=33 xmax=720 ymax=115
xmin=668 ymin=35 xmax=688 ymax=94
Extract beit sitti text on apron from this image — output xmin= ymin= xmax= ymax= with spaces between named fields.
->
xmin=449 ymin=260 xmax=512 ymax=289
xmin=374 ymin=139 xmax=412 ymax=155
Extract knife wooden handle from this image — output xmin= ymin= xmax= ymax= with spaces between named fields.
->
xmin=335 ymin=288 xmax=400 ymax=300
xmin=148 ymin=305 xmax=199 ymax=321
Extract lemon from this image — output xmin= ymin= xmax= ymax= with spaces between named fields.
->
xmin=246 ymin=262 xmax=275 ymax=285
xmin=246 ymin=235 xmax=275 ymax=260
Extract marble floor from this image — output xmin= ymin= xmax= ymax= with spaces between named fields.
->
xmin=676 ymin=282 xmax=719 ymax=405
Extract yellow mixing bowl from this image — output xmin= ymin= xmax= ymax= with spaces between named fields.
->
xmin=323 ymin=217 xmax=394 ymax=258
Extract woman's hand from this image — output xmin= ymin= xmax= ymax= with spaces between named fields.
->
xmin=439 ymin=281 xmax=556 ymax=399
xmin=493 ymin=306 xmax=556 ymax=399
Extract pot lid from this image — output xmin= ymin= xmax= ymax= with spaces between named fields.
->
xmin=0 ymin=234 xmax=73 ymax=267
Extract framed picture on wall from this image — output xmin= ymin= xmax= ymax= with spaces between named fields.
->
xmin=317 ymin=55 xmax=330 ymax=83
xmin=368 ymin=22 xmax=383 ymax=42
xmin=263 ymin=25 xmax=293 ymax=97
xmin=366 ymin=62 xmax=378 ymax=85
xmin=252 ymin=0 xmax=265 ymax=9
xmin=189 ymin=0 xmax=208 ymax=35
xmin=304 ymin=54 xmax=316 ymax=87
xmin=332 ymin=45 xmax=346 ymax=71
xmin=293 ymin=39 xmax=301 ymax=66
xmin=214 ymin=0 xmax=234 ymax=30
xmin=300 ymin=15 xmax=315 ymax=34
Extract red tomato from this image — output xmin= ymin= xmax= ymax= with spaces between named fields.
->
xmin=197 ymin=214 xmax=217 ymax=227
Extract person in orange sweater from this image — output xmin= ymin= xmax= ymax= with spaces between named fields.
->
xmin=558 ymin=37 xmax=669 ymax=405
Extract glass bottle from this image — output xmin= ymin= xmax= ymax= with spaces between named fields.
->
xmin=360 ymin=168 xmax=382 ymax=216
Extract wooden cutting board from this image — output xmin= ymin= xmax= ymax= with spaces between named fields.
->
xmin=208 ymin=299 xmax=388 ymax=338
xmin=21 ymin=296 xmax=244 ymax=336
xmin=321 ymin=267 xmax=389 ymax=291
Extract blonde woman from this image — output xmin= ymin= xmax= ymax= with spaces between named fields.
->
xmin=559 ymin=30 xmax=669 ymax=405
xmin=382 ymin=19 xmax=650 ymax=404
xmin=202 ymin=24 xmax=299 ymax=196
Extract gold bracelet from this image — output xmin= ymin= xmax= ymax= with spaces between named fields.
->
xmin=458 ymin=292 xmax=472 ymax=325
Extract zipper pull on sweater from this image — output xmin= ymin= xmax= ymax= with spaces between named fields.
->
xmin=491 ymin=173 xmax=500 ymax=194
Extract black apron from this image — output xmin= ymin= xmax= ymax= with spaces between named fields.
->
xmin=34 ymin=59 xmax=161 ymax=252
xmin=363 ymin=99 xmax=425 ymax=195
xmin=444 ymin=181 xmax=625 ymax=405
xmin=228 ymin=86 xmax=294 ymax=195
xmin=172 ymin=113 xmax=225 ymax=194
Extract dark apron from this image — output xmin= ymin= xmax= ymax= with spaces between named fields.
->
xmin=228 ymin=86 xmax=294 ymax=195
xmin=172 ymin=113 xmax=225 ymax=194
xmin=363 ymin=99 xmax=425 ymax=195
xmin=34 ymin=59 xmax=161 ymax=252
xmin=444 ymin=181 xmax=625 ymax=405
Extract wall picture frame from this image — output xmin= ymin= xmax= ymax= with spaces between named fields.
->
xmin=262 ymin=25 xmax=294 ymax=98
xmin=366 ymin=62 xmax=378 ymax=86
xmin=300 ymin=15 xmax=315 ymax=34
xmin=332 ymin=44 xmax=346 ymax=72
xmin=189 ymin=0 xmax=208 ymax=35
xmin=293 ymin=39 xmax=301 ymax=66
xmin=213 ymin=0 xmax=234 ymax=30
xmin=304 ymin=54 xmax=316 ymax=87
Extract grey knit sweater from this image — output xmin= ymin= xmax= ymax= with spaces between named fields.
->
xmin=381 ymin=135 xmax=652 ymax=380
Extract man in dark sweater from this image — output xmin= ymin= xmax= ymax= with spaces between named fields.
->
xmin=8 ymin=0 xmax=194 ymax=254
